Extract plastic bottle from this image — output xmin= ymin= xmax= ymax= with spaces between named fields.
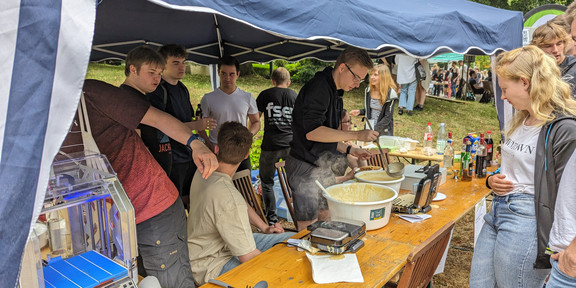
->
xmin=443 ymin=132 xmax=454 ymax=168
xmin=436 ymin=123 xmax=447 ymax=155
xmin=423 ymin=122 xmax=433 ymax=155
xmin=486 ymin=130 xmax=494 ymax=167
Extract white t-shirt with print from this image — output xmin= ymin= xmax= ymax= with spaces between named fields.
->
xmin=499 ymin=120 xmax=541 ymax=196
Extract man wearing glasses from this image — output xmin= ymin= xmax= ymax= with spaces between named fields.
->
xmin=199 ymin=55 xmax=260 ymax=171
xmin=286 ymin=46 xmax=379 ymax=231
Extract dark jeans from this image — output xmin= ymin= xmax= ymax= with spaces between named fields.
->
xmin=170 ymin=161 xmax=196 ymax=210
xmin=137 ymin=198 xmax=195 ymax=288
xmin=258 ymin=148 xmax=290 ymax=218
xmin=285 ymin=155 xmax=331 ymax=221
xmin=170 ymin=161 xmax=196 ymax=197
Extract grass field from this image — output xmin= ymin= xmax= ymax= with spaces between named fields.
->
xmin=87 ymin=62 xmax=500 ymax=287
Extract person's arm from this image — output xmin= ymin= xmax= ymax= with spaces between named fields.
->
xmin=184 ymin=117 xmax=217 ymax=131
xmin=307 ymin=126 xmax=378 ymax=143
xmin=238 ymin=249 xmax=261 ymax=263
xmin=140 ymin=106 xmax=218 ymax=179
xmin=247 ymin=113 xmax=261 ymax=136
xmin=247 ymin=205 xmax=284 ymax=233
xmin=551 ymin=236 xmax=576 ymax=277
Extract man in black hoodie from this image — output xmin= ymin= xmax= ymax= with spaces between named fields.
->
xmin=286 ymin=47 xmax=378 ymax=231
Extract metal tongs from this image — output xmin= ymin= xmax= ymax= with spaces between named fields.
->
xmin=362 ymin=118 xmax=404 ymax=178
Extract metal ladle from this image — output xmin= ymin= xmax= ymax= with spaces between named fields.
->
xmin=362 ymin=118 xmax=405 ymax=178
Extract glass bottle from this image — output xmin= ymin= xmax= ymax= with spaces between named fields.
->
xmin=475 ymin=133 xmax=487 ymax=178
xmin=486 ymin=130 xmax=494 ymax=167
xmin=461 ymin=140 xmax=472 ymax=181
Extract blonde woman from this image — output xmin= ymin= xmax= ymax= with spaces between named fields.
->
xmin=470 ymin=45 xmax=576 ymax=288
xmin=350 ymin=64 xmax=398 ymax=135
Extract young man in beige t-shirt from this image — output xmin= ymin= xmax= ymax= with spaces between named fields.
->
xmin=187 ymin=122 xmax=295 ymax=285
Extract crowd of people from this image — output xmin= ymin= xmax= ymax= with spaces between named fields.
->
xmin=66 ymin=12 xmax=576 ymax=283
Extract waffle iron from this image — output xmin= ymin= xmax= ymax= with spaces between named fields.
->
xmin=307 ymin=218 xmax=366 ymax=254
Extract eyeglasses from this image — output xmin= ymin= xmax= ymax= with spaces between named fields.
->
xmin=345 ymin=63 xmax=364 ymax=83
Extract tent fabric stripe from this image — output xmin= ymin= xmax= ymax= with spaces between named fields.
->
xmin=1 ymin=0 xmax=61 ymax=286
xmin=1 ymin=0 xmax=95 ymax=287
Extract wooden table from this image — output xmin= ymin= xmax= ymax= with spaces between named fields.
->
xmin=388 ymin=147 xmax=443 ymax=164
xmin=201 ymin=176 xmax=491 ymax=288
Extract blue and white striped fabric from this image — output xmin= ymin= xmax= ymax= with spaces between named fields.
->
xmin=0 ymin=0 xmax=95 ymax=286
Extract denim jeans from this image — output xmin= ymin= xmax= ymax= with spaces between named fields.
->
xmin=546 ymin=257 xmax=576 ymax=287
xmin=398 ymin=80 xmax=417 ymax=111
xmin=451 ymin=83 xmax=458 ymax=97
xmin=258 ymin=148 xmax=290 ymax=218
xmin=219 ymin=232 xmax=296 ymax=275
xmin=469 ymin=193 xmax=549 ymax=288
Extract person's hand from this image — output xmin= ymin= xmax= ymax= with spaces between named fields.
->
xmin=551 ymin=247 xmax=576 ymax=277
xmin=350 ymin=147 xmax=373 ymax=160
xmin=190 ymin=140 xmax=218 ymax=179
xmin=262 ymin=223 xmax=284 ymax=234
xmin=201 ymin=117 xmax=217 ymax=131
xmin=349 ymin=110 xmax=361 ymax=117
xmin=488 ymin=174 xmax=514 ymax=195
xmin=357 ymin=129 xmax=379 ymax=142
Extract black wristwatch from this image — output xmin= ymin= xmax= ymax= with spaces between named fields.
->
xmin=345 ymin=145 xmax=352 ymax=155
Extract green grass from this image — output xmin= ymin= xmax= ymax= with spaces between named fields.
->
xmin=86 ymin=62 xmax=502 ymax=168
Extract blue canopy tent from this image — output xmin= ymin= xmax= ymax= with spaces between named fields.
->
xmin=1 ymin=0 xmax=522 ymax=286
xmin=92 ymin=0 xmax=522 ymax=63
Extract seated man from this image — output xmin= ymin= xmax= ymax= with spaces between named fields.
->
xmin=187 ymin=121 xmax=295 ymax=286
xmin=468 ymin=70 xmax=484 ymax=95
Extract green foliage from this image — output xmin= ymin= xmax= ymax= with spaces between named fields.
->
xmin=289 ymin=59 xmax=331 ymax=84
xmin=474 ymin=56 xmax=491 ymax=70
xmin=471 ymin=0 xmax=573 ymax=13
xmin=273 ymin=59 xmax=287 ymax=67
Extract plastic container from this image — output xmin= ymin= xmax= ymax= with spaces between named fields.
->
xmin=323 ymin=183 xmax=398 ymax=230
xmin=354 ymin=170 xmax=405 ymax=192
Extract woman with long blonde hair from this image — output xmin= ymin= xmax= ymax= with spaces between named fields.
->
xmin=470 ymin=45 xmax=576 ymax=288
xmin=350 ymin=64 xmax=398 ymax=135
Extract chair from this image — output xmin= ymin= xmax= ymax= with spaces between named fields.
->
xmin=386 ymin=221 xmax=455 ymax=288
xmin=274 ymin=161 xmax=298 ymax=231
xmin=366 ymin=148 xmax=390 ymax=169
xmin=466 ymin=81 xmax=482 ymax=102
xmin=232 ymin=169 xmax=267 ymax=223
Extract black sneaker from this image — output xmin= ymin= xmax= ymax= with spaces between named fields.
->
xmin=415 ymin=105 xmax=424 ymax=111
xmin=406 ymin=110 xmax=413 ymax=116
xmin=398 ymin=108 xmax=404 ymax=115
xmin=267 ymin=214 xmax=278 ymax=225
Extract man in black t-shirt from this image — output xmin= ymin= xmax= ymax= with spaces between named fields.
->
xmin=256 ymin=68 xmax=297 ymax=225
xmin=468 ymin=70 xmax=484 ymax=95
xmin=147 ymin=45 xmax=216 ymax=209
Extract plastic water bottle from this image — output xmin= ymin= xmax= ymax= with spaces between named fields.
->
xmin=436 ymin=123 xmax=447 ymax=155
xmin=423 ymin=122 xmax=433 ymax=155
